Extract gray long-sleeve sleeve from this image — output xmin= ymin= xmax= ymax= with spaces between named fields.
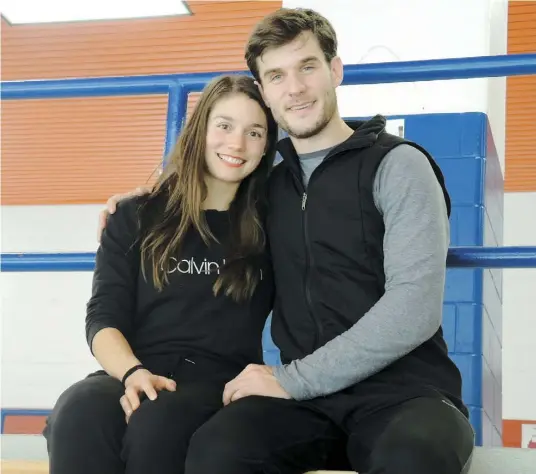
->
xmin=273 ymin=144 xmax=450 ymax=400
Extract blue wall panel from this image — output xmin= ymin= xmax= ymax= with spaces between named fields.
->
xmin=401 ymin=112 xmax=503 ymax=446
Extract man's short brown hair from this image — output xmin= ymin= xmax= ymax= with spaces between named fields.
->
xmin=245 ymin=8 xmax=338 ymax=82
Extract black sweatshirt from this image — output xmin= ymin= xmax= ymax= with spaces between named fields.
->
xmin=85 ymin=196 xmax=274 ymax=380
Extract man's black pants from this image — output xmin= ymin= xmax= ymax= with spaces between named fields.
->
xmin=185 ymin=394 xmax=475 ymax=474
xmin=44 ymin=376 xmax=474 ymax=474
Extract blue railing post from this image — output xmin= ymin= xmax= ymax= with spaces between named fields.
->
xmin=163 ymin=83 xmax=187 ymax=165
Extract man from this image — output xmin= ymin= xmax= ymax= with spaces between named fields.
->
xmin=99 ymin=8 xmax=475 ymax=474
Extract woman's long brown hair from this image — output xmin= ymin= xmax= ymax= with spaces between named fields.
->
xmin=139 ymin=75 xmax=278 ymax=302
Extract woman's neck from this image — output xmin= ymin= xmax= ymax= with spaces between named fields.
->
xmin=202 ymin=177 xmax=239 ymax=211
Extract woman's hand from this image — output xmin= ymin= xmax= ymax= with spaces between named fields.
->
xmin=120 ymin=368 xmax=176 ymax=423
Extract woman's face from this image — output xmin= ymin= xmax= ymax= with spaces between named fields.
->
xmin=205 ymin=93 xmax=268 ymax=185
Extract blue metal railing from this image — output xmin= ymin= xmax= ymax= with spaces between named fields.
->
xmin=2 ymin=247 xmax=536 ymax=272
xmin=4 ymin=53 xmax=536 ymax=162
xmin=2 ymin=52 xmax=536 ymax=271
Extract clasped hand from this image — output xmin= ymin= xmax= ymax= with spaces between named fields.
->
xmin=120 ymin=369 xmax=176 ymax=423
xmin=222 ymin=364 xmax=291 ymax=405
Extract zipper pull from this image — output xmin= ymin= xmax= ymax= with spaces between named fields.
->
xmin=301 ymin=193 xmax=307 ymax=210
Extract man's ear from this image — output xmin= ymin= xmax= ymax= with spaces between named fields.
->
xmin=255 ymin=79 xmax=270 ymax=108
xmin=330 ymin=56 xmax=344 ymax=88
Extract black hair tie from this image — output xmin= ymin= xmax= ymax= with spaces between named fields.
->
xmin=121 ymin=364 xmax=145 ymax=386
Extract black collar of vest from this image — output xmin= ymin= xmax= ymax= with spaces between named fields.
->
xmin=276 ymin=114 xmax=387 ymax=171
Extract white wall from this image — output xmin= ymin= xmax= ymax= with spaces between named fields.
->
xmin=1 ymin=206 xmax=102 ymax=407
xmin=502 ymin=192 xmax=536 ymax=421
xmin=487 ymin=0 xmax=508 ymax=175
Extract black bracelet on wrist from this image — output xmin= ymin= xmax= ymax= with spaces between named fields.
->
xmin=121 ymin=364 xmax=145 ymax=386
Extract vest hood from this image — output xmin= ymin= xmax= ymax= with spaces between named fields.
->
xmin=276 ymin=114 xmax=388 ymax=173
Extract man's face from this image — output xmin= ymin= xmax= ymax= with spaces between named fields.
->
xmin=256 ymin=31 xmax=343 ymax=140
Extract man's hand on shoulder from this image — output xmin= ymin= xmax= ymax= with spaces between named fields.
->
xmin=222 ymin=364 xmax=291 ymax=405
xmin=97 ymin=186 xmax=152 ymax=242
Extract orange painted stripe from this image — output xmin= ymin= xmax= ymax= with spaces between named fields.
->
xmin=3 ymin=415 xmax=48 ymax=435
xmin=503 ymin=419 xmax=536 ymax=448
xmin=506 ymin=1 xmax=536 ymax=192
xmin=1 ymin=95 xmax=167 ymax=205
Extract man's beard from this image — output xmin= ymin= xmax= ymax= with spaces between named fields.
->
xmin=278 ymin=90 xmax=337 ymax=140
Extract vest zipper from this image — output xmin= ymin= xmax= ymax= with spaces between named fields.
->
xmin=287 ymin=140 xmax=368 ymax=353
xmin=291 ymin=154 xmax=338 ymax=353
xmin=301 ymin=191 xmax=323 ymax=349
xmin=300 ymin=158 xmax=336 ymax=349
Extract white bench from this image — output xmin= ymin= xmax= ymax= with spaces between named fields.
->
xmin=305 ymin=447 xmax=536 ymax=473
xmin=2 ymin=439 xmax=535 ymax=474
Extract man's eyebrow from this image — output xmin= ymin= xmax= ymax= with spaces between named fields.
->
xmin=213 ymin=115 xmax=266 ymax=130
xmin=262 ymin=55 xmax=321 ymax=79
xmin=262 ymin=67 xmax=282 ymax=79
xmin=299 ymin=55 xmax=321 ymax=65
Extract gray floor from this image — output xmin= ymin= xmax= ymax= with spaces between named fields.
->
xmin=469 ymin=447 xmax=536 ymax=473
xmin=2 ymin=435 xmax=535 ymax=473
xmin=2 ymin=434 xmax=48 ymax=461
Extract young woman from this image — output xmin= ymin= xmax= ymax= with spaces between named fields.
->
xmin=43 ymin=74 xmax=278 ymax=474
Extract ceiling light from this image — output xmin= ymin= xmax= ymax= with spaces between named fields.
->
xmin=3 ymin=0 xmax=191 ymax=25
